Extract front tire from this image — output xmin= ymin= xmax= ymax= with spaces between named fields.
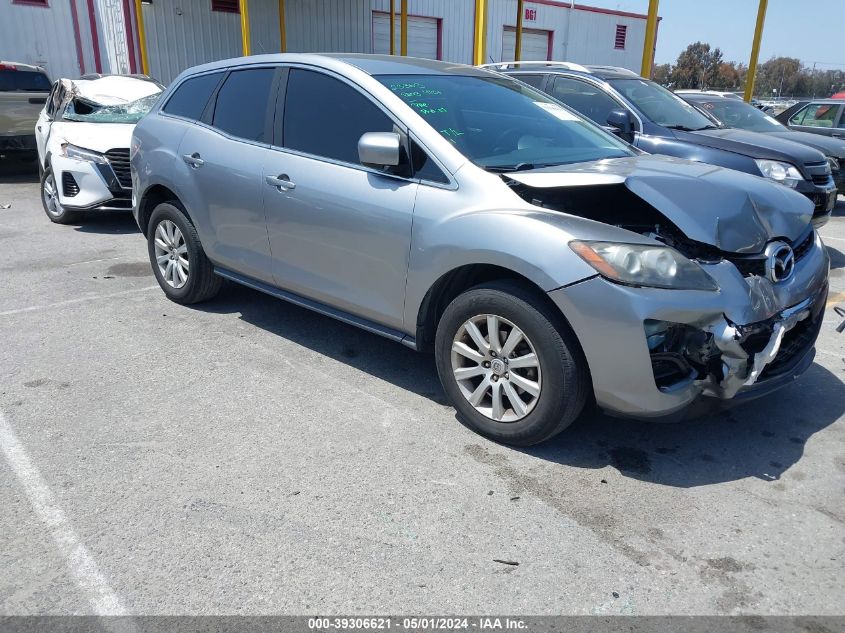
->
xmin=41 ymin=167 xmax=83 ymax=224
xmin=147 ymin=202 xmax=221 ymax=304
xmin=434 ymin=281 xmax=589 ymax=446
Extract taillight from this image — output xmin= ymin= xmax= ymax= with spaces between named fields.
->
xmin=0 ymin=64 xmax=18 ymax=71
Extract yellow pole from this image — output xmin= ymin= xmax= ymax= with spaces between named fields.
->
xmin=515 ymin=0 xmax=524 ymax=62
xmin=639 ymin=0 xmax=659 ymax=78
xmin=133 ymin=0 xmax=149 ymax=75
xmin=278 ymin=0 xmax=286 ymax=52
xmin=400 ymin=0 xmax=408 ymax=56
xmin=744 ymin=0 xmax=768 ymax=102
xmin=389 ymin=0 xmax=395 ymax=55
xmin=239 ymin=0 xmax=251 ymax=56
xmin=473 ymin=0 xmax=487 ymax=65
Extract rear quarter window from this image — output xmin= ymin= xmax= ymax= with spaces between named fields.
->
xmin=162 ymin=72 xmax=224 ymax=120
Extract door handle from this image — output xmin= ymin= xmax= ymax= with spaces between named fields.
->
xmin=182 ymin=153 xmax=204 ymax=168
xmin=265 ymin=174 xmax=295 ymax=191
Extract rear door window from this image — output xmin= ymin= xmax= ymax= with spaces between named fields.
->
xmin=282 ymin=68 xmax=394 ymax=164
xmin=0 ymin=69 xmax=51 ymax=91
xmin=211 ymin=67 xmax=276 ymax=142
xmin=163 ymin=72 xmax=224 ymax=121
xmin=514 ymin=74 xmax=546 ymax=89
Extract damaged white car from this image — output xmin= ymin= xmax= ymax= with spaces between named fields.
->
xmin=35 ymin=75 xmax=162 ymax=224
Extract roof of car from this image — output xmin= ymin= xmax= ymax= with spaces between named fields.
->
xmin=484 ymin=61 xmax=641 ymax=81
xmin=791 ymin=98 xmax=845 ymax=104
xmin=0 ymin=60 xmax=46 ymax=73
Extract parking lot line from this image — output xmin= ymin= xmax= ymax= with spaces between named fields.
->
xmin=0 ymin=285 xmax=159 ymax=318
xmin=0 ymin=411 xmax=127 ymax=616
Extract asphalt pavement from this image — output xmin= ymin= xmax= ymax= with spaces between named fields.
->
xmin=0 ymin=161 xmax=843 ymax=615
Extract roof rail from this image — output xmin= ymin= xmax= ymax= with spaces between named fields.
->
xmin=478 ymin=60 xmax=590 ymax=73
xmin=585 ymin=65 xmax=640 ymax=77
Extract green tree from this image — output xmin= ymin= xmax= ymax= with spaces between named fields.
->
xmin=652 ymin=63 xmax=672 ymax=86
xmin=669 ymin=42 xmax=725 ymax=89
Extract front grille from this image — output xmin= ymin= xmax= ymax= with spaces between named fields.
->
xmin=728 ymin=229 xmax=815 ymax=278
xmin=811 ymin=174 xmax=832 ymax=185
xmin=759 ymin=311 xmax=822 ymax=379
xmin=105 ymin=148 xmax=131 ymax=189
xmin=61 ymin=172 xmax=79 ymax=197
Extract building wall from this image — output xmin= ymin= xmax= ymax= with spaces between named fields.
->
xmin=284 ymin=0 xmax=370 ymax=55
xmin=0 ymin=0 xmax=95 ymax=80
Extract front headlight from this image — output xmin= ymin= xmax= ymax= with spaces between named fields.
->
xmin=755 ymin=159 xmax=803 ymax=188
xmin=570 ymin=241 xmax=719 ymax=291
xmin=60 ymin=143 xmax=107 ymax=164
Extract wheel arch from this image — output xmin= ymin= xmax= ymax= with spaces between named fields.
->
xmin=137 ymin=184 xmax=186 ymax=237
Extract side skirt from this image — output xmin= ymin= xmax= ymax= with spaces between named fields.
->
xmin=213 ymin=267 xmax=418 ymax=351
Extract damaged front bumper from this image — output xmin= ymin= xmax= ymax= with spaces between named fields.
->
xmin=548 ymin=232 xmax=830 ymax=421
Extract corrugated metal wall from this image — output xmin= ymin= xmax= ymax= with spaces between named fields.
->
xmin=371 ymin=0 xmax=474 ymax=64
xmin=284 ymin=0 xmax=370 ymax=55
xmin=0 ymin=0 xmax=88 ymax=80
xmin=486 ymin=0 xmax=563 ymax=64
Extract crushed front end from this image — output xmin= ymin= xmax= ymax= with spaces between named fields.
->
xmin=549 ymin=229 xmax=829 ymax=420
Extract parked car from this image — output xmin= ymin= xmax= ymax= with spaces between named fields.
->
xmin=776 ymin=99 xmax=845 ymax=138
xmin=131 ymin=54 xmax=828 ymax=446
xmin=680 ymin=92 xmax=845 ymax=193
xmin=489 ymin=62 xmax=837 ymax=227
xmin=36 ymin=74 xmax=162 ymax=224
xmin=676 ymin=89 xmax=742 ymax=100
xmin=0 ymin=61 xmax=51 ymax=162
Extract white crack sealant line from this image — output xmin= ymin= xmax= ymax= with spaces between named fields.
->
xmin=0 ymin=411 xmax=127 ymax=615
xmin=0 ymin=285 xmax=159 ymax=317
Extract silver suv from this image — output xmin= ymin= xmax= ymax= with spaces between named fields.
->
xmin=131 ymin=54 xmax=829 ymax=446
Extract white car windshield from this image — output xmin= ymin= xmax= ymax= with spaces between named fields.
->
xmin=62 ymin=92 xmax=161 ymax=124
xmin=376 ymin=74 xmax=634 ymax=171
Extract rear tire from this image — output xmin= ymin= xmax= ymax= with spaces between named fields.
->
xmin=147 ymin=202 xmax=221 ymax=304
xmin=40 ymin=166 xmax=83 ymax=224
xmin=434 ymin=280 xmax=589 ymax=446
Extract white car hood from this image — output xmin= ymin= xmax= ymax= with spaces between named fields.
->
xmin=52 ymin=121 xmax=135 ymax=153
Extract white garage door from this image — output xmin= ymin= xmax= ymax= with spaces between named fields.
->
xmin=373 ymin=12 xmax=439 ymax=60
xmin=501 ymin=27 xmax=550 ymax=62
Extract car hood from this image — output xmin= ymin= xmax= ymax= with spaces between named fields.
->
xmin=761 ymin=130 xmax=845 ymax=159
xmin=505 ymin=154 xmax=813 ymax=254
xmin=51 ymin=121 xmax=134 ymax=153
xmin=676 ymin=127 xmax=827 ymax=165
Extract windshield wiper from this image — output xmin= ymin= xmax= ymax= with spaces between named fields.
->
xmin=665 ymin=124 xmax=697 ymax=131
xmin=485 ymin=162 xmax=537 ymax=173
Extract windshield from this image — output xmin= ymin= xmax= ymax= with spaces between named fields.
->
xmin=0 ymin=69 xmax=51 ymax=92
xmin=609 ymin=78 xmax=715 ymax=131
xmin=376 ymin=74 xmax=634 ymax=170
xmin=62 ymin=92 xmax=161 ymax=124
xmin=694 ymin=99 xmax=786 ymax=133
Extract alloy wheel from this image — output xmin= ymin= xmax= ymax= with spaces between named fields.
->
xmin=450 ymin=314 xmax=542 ymax=422
xmin=153 ymin=220 xmax=189 ymax=289
xmin=42 ymin=173 xmax=63 ymax=217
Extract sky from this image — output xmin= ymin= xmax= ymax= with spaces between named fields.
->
xmin=607 ymin=0 xmax=845 ymax=71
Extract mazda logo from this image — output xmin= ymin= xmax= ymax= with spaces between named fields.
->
xmin=765 ymin=242 xmax=795 ymax=283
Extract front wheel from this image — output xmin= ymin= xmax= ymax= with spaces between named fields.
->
xmin=434 ymin=281 xmax=589 ymax=446
xmin=147 ymin=202 xmax=221 ymax=304
xmin=41 ymin=167 xmax=83 ymax=224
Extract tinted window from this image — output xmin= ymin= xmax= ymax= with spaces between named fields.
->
xmin=283 ymin=69 xmax=394 ymax=163
xmin=551 ymin=76 xmax=625 ymax=128
xmin=212 ymin=68 xmax=275 ymax=141
xmin=163 ymin=72 xmax=223 ymax=120
xmin=0 ymin=70 xmax=51 ymax=92
xmin=411 ymin=140 xmax=449 ymax=184
xmin=514 ymin=74 xmax=545 ymax=89
xmin=695 ymin=98 xmax=784 ymax=132
xmin=609 ymin=78 xmax=715 ymax=130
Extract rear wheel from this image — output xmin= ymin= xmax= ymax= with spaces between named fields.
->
xmin=147 ymin=202 xmax=221 ymax=304
xmin=40 ymin=167 xmax=83 ymax=224
xmin=435 ymin=281 xmax=589 ymax=446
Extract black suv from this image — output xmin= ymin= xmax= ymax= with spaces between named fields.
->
xmin=490 ymin=62 xmax=837 ymax=227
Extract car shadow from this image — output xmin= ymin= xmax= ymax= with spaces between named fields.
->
xmin=72 ymin=212 xmax=140 ymax=235
xmin=0 ymin=160 xmax=39 ymax=184
xmin=828 ymin=244 xmax=845 ymax=270
xmin=193 ymin=282 xmax=844 ymax=488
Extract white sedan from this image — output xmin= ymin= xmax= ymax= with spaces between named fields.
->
xmin=35 ymin=75 xmax=162 ymax=224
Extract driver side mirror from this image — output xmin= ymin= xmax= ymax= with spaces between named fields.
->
xmin=358 ymin=132 xmax=403 ymax=169
xmin=606 ymin=108 xmax=635 ymax=141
